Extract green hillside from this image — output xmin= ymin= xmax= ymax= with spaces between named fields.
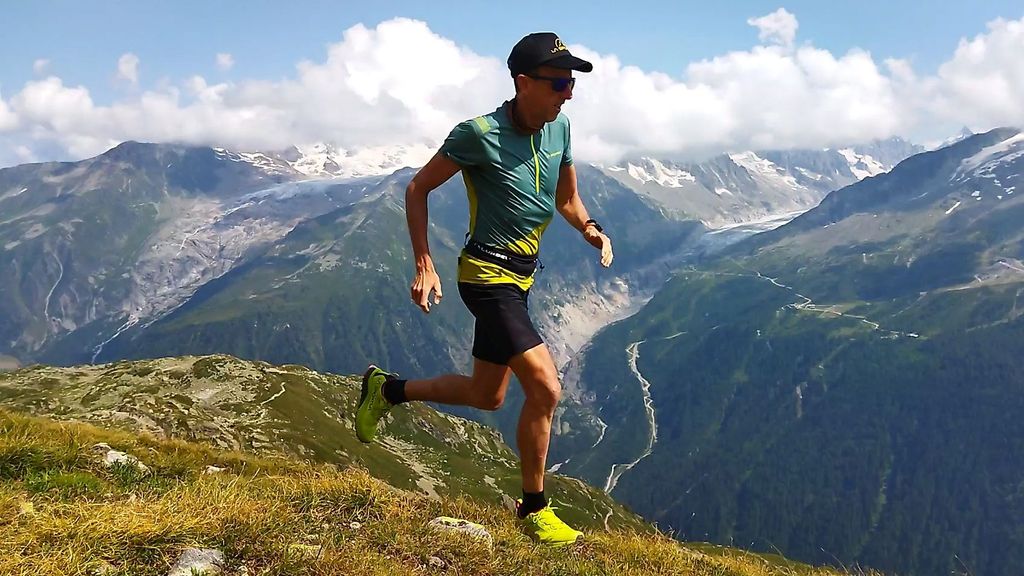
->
xmin=0 ymin=408 xmax=855 ymax=575
xmin=558 ymin=129 xmax=1024 ymax=575
xmin=0 ymin=354 xmax=645 ymax=532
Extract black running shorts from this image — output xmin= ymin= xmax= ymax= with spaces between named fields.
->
xmin=458 ymin=282 xmax=543 ymax=366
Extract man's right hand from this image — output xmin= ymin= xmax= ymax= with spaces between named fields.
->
xmin=411 ymin=264 xmax=443 ymax=313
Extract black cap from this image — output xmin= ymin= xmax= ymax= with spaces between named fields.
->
xmin=507 ymin=32 xmax=593 ymax=77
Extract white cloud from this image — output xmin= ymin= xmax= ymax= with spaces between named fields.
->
xmin=0 ymin=101 xmax=18 ymax=132
xmin=216 ymin=53 xmax=235 ymax=71
xmin=117 ymin=53 xmax=140 ymax=85
xmin=1 ymin=19 xmax=504 ymax=162
xmin=0 ymin=90 xmax=18 ymax=132
xmin=1 ymin=14 xmax=1023 ymax=168
xmin=14 ymin=145 xmax=35 ymax=163
xmin=929 ymin=17 xmax=1024 ymax=131
xmin=33 ymin=59 xmax=50 ymax=75
xmin=747 ymin=8 xmax=799 ymax=48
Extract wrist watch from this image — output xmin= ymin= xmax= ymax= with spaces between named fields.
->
xmin=584 ymin=219 xmax=603 ymax=233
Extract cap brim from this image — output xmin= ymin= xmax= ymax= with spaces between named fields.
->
xmin=545 ymin=53 xmax=593 ymax=73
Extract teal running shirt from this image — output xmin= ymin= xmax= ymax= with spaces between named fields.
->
xmin=440 ymin=100 xmax=573 ymax=289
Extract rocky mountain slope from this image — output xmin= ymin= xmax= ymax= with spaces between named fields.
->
xmin=554 ymin=128 xmax=1024 ymax=575
xmin=601 ymin=138 xmax=920 ymax=228
xmin=0 ymin=354 xmax=644 ymax=531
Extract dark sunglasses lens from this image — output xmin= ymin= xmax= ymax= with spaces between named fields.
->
xmin=552 ymin=78 xmax=574 ymax=92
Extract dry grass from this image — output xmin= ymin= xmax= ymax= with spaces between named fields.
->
xmin=0 ymin=409 xmax=861 ymax=576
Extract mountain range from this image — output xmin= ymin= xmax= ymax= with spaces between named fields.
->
xmin=7 ymin=128 xmax=1010 ymax=575
xmin=552 ymin=127 xmax=1024 ymax=576
xmin=0 ymin=136 xmax=918 ymax=372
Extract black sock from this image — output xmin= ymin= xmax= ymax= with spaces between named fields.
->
xmin=381 ymin=378 xmax=408 ymax=405
xmin=519 ymin=491 xmax=547 ymax=518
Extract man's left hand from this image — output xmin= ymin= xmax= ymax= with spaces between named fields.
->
xmin=583 ymin=227 xmax=613 ymax=268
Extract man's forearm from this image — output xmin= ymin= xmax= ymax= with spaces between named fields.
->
xmin=555 ymin=163 xmax=594 ymax=232
xmin=557 ymin=192 xmax=592 ymax=232
xmin=406 ymin=182 xmax=434 ymax=269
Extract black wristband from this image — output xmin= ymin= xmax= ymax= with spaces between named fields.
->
xmin=584 ymin=219 xmax=603 ymax=233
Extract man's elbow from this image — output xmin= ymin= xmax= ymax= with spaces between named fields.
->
xmin=556 ymin=195 xmax=575 ymax=212
xmin=406 ymin=180 xmax=424 ymax=202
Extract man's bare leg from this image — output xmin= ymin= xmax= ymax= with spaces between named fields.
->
xmin=403 ymin=358 xmax=512 ymax=410
xmin=400 ymin=345 xmax=560 ymax=492
xmin=507 ymin=343 xmax=560 ymax=493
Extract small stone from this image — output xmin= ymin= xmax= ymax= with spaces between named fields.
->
xmin=428 ymin=516 xmax=493 ymax=547
xmin=349 ymin=521 xmax=362 ymax=530
xmin=167 ymin=547 xmax=224 ymax=576
xmin=204 ymin=465 xmax=226 ymax=475
xmin=428 ymin=556 xmax=446 ymax=568
xmin=101 ymin=449 xmax=149 ymax=473
xmin=91 ymin=443 xmax=112 ymax=453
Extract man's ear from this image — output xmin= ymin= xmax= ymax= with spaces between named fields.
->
xmin=514 ymin=74 xmax=527 ymax=93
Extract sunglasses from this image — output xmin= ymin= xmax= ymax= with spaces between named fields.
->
xmin=525 ymin=74 xmax=576 ymax=93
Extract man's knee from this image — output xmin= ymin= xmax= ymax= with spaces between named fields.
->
xmin=529 ymin=382 xmax=561 ymax=412
xmin=476 ymin=391 xmax=506 ymax=411
xmin=521 ymin=368 xmax=561 ymax=412
xmin=471 ymin=369 xmax=508 ymax=411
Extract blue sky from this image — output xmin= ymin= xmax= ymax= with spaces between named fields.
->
xmin=2 ymin=1 xmax=1023 ymax=166
xmin=5 ymin=0 xmax=1020 ymax=101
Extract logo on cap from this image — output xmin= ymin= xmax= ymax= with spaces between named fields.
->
xmin=551 ymin=38 xmax=567 ymax=54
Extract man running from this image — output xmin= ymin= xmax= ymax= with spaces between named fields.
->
xmin=355 ymin=32 xmax=613 ymax=546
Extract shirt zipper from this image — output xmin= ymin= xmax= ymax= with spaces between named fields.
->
xmin=530 ymin=133 xmax=540 ymax=193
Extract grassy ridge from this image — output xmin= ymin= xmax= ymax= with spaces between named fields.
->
xmin=0 ymin=409 xmax=854 ymax=575
xmin=0 ymin=355 xmax=651 ymax=534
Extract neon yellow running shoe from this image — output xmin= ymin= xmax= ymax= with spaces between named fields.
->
xmin=518 ymin=501 xmax=583 ymax=546
xmin=355 ymin=365 xmax=394 ymax=443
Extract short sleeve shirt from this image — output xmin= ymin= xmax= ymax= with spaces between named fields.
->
xmin=440 ymin=101 xmax=573 ymax=289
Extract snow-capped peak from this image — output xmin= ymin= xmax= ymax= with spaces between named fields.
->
xmin=287 ymin=142 xmax=435 ymax=179
xmin=216 ymin=142 xmax=436 ymax=180
xmin=837 ymin=148 xmax=886 ymax=180
xmin=728 ymin=151 xmax=776 ymax=175
xmin=615 ymin=157 xmax=696 ymax=188
xmin=729 ymin=151 xmax=806 ymax=191
xmin=927 ymin=127 xmax=975 ymax=151
xmin=212 ymin=148 xmax=295 ymax=176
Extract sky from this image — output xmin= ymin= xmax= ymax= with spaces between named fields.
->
xmin=2 ymin=1 xmax=1023 ymax=167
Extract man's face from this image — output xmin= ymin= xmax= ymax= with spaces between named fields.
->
xmin=520 ymin=65 xmax=574 ymax=121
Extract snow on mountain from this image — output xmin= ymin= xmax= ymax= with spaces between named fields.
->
xmin=216 ymin=142 xmax=435 ymax=180
xmin=212 ymin=148 xmax=295 ymax=176
xmin=795 ymin=167 xmax=824 ymax=181
xmin=927 ymin=126 xmax=976 ymax=151
xmin=955 ymin=130 xmax=1024 ymax=179
xmin=620 ymin=158 xmax=696 ymax=188
xmin=728 ymin=151 xmax=806 ymax=190
xmin=837 ymin=148 xmax=886 ymax=179
xmin=284 ymin=143 xmax=435 ymax=179
xmin=601 ymin=140 xmax=921 ymax=229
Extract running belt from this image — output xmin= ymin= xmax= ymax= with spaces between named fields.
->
xmin=464 ymin=239 xmax=538 ymax=277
